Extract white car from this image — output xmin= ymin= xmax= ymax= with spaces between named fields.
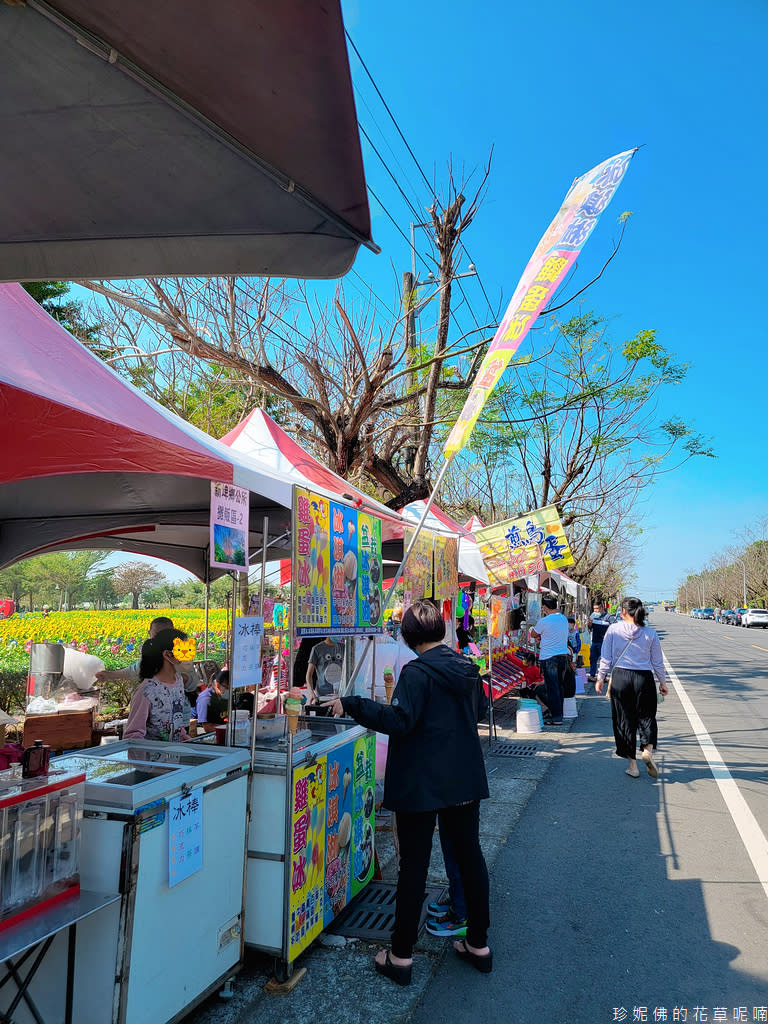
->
xmin=742 ymin=608 xmax=768 ymax=628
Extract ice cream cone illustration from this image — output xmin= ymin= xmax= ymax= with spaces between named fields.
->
xmin=284 ymin=697 xmax=301 ymax=734
xmin=383 ymin=667 xmax=395 ymax=703
xmin=342 ymin=766 xmax=352 ymax=805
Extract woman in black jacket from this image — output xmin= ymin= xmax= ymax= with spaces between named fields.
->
xmin=331 ymin=599 xmax=492 ymax=985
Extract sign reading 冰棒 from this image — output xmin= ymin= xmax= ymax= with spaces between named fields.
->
xmin=169 ymin=787 xmax=203 ymax=887
xmin=231 ymin=615 xmax=264 ymax=689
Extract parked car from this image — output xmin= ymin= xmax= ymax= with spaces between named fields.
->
xmin=721 ymin=609 xmax=740 ymax=625
xmin=690 ymin=608 xmax=701 ymax=618
xmin=742 ymin=608 xmax=768 ymax=629
xmin=736 ymin=607 xmax=749 ymax=625
xmin=699 ymin=608 xmax=715 ymax=619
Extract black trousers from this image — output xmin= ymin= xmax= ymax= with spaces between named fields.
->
xmin=609 ymin=667 xmax=658 ymax=759
xmin=392 ymin=801 xmax=490 ymax=958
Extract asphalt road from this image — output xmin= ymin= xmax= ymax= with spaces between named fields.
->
xmin=409 ymin=611 xmax=768 ymax=1024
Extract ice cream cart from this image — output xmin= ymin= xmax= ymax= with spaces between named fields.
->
xmin=46 ymin=740 xmax=250 ymax=1024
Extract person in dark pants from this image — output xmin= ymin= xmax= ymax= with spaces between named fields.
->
xmin=530 ymin=594 xmax=569 ymax=724
xmin=595 ymin=597 xmax=669 ymax=778
xmin=331 ymin=599 xmax=491 ymax=984
xmin=587 ymin=601 xmax=615 ymax=681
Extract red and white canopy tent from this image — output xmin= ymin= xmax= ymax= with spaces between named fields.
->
xmin=0 ymin=283 xmax=406 ymax=578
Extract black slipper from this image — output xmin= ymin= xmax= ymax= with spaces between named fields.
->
xmin=454 ymin=939 xmax=493 ymax=974
xmin=374 ymin=950 xmax=412 ymax=986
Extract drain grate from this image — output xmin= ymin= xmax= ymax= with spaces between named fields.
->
xmin=326 ymin=882 xmax=445 ymax=940
xmin=490 ymin=742 xmax=540 ymax=757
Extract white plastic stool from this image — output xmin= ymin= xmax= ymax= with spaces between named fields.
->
xmin=516 ymin=708 xmax=542 ymax=733
xmin=563 ymin=696 xmax=578 ymax=718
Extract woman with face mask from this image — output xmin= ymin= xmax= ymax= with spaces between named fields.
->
xmin=123 ymin=629 xmax=191 ymax=742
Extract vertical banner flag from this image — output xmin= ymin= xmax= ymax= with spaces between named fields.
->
xmin=210 ymin=481 xmax=249 ymax=571
xmin=444 ymin=149 xmax=636 ymax=457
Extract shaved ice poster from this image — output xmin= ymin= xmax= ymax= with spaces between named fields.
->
xmin=294 ymin=487 xmax=384 ymax=637
xmin=210 ymin=481 xmax=249 ymax=572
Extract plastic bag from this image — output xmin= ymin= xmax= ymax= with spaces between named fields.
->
xmin=63 ymin=647 xmax=105 ymax=691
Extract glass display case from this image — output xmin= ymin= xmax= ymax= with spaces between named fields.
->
xmin=0 ymin=769 xmax=84 ymax=931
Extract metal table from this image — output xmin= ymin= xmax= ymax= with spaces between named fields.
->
xmin=0 ymin=890 xmax=119 ymax=1024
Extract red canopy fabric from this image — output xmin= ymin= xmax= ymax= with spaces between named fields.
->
xmin=0 ymin=283 xmax=298 ymax=573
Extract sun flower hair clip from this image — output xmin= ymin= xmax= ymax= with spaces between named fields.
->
xmin=173 ymin=637 xmax=197 ymax=661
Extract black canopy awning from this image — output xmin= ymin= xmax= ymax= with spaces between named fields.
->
xmin=0 ymin=0 xmax=376 ymax=281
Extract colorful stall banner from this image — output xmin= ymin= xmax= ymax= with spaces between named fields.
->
xmin=403 ymin=527 xmax=434 ymax=609
xmin=433 ymin=536 xmax=459 ymax=602
xmin=475 ymin=505 xmax=573 ymax=584
xmin=168 ymin=787 xmax=203 ymax=888
xmin=443 ymin=150 xmax=636 ymax=457
xmin=330 ymin=501 xmax=358 ymax=629
xmin=358 ymin=514 xmax=383 ymax=629
xmin=288 ymin=757 xmax=327 ymax=960
xmin=294 ymin=488 xmax=331 ymax=633
xmin=210 ymin=481 xmax=249 ymax=571
xmin=231 ymin=615 xmax=263 ymax=689
xmin=295 ymin=488 xmax=385 ymax=637
xmin=324 ymin=734 xmax=376 ymax=928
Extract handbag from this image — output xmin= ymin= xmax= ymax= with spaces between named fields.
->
xmin=604 ymin=635 xmax=635 ymax=697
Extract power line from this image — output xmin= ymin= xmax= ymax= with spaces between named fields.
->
xmin=353 ymin=87 xmax=424 ymax=216
xmin=357 ymin=121 xmax=423 ymax=224
xmin=345 ymin=30 xmax=438 ymax=205
xmin=366 ymin=183 xmax=432 ymax=273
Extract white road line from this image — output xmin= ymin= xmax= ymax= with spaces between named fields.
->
xmin=752 ymin=645 xmax=768 ymax=653
xmin=664 ymin=653 xmax=768 ymax=902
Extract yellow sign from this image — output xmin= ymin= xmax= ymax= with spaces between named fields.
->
xmin=403 ymin=527 xmax=434 ymax=605
xmin=288 ymin=757 xmax=327 ymax=960
xmin=433 ymin=536 xmax=459 ymax=601
xmin=474 ymin=505 xmax=573 ymax=584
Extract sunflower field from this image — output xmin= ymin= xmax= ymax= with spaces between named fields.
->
xmin=0 ymin=609 xmax=230 ymax=714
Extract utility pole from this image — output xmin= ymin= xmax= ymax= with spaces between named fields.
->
xmin=742 ymin=561 xmax=747 ymax=606
xmin=402 ymin=270 xmax=419 ymax=476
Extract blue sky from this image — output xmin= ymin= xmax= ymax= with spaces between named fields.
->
xmin=339 ymin=0 xmax=768 ymax=600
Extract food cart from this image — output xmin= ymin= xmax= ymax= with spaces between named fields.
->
xmin=1 ymin=741 xmax=250 ymax=1024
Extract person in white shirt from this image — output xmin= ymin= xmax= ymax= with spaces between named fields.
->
xmin=530 ymin=595 xmax=569 ymax=724
xmin=595 ymin=597 xmax=669 ymax=779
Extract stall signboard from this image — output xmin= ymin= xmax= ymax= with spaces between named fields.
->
xmin=169 ymin=787 xmax=203 ymax=888
xmin=294 ymin=487 xmax=384 ymax=637
xmin=323 ymin=733 xmax=375 ymax=927
xmin=475 ymin=505 xmax=573 ymax=584
xmin=294 ymin=488 xmax=331 ymax=632
xmin=443 ymin=150 xmax=635 ymax=458
xmin=288 ymin=757 xmax=327 ymax=960
xmin=231 ymin=615 xmax=264 ymax=689
xmin=403 ymin=527 xmax=434 ymax=609
xmin=489 ymin=596 xmax=508 ymax=638
xmin=434 ymin=536 xmax=459 ymax=601
xmin=358 ymin=513 xmax=383 ymax=630
xmin=210 ymin=481 xmax=249 ymax=572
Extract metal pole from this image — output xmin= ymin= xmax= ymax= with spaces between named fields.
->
xmin=226 ymin=573 xmax=237 ymax=745
xmin=203 ymin=562 xmax=210 ymax=660
xmin=742 ymin=562 xmax=747 ymax=606
xmin=488 ymin=619 xmax=494 ymax=748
